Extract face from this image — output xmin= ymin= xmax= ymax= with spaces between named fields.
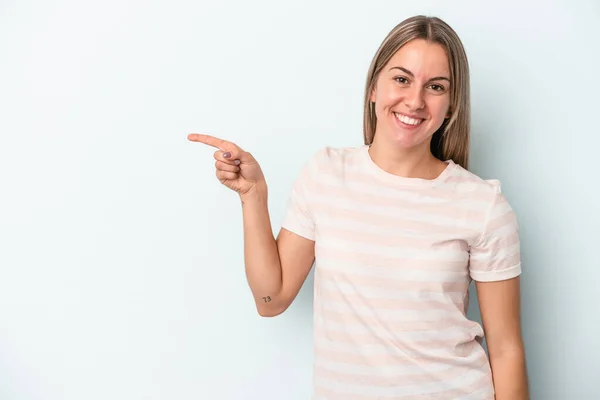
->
xmin=370 ymin=39 xmax=451 ymax=151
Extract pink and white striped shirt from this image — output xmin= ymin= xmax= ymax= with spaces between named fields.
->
xmin=282 ymin=145 xmax=521 ymax=400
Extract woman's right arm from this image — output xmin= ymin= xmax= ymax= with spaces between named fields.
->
xmin=241 ymin=185 xmax=315 ymax=317
xmin=188 ymin=133 xmax=315 ymax=317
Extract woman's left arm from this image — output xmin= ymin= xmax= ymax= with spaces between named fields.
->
xmin=476 ymin=276 xmax=529 ymax=400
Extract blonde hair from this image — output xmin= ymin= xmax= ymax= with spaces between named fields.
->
xmin=363 ymin=15 xmax=471 ymax=169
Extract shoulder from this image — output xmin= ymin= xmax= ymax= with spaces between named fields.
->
xmin=301 ymin=145 xmax=364 ymax=173
xmin=447 ymin=165 xmax=518 ymax=231
xmin=307 ymin=145 xmax=361 ymax=162
xmin=445 ymin=164 xmax=517 ymax=222
xmin=290 ymin=145 xmax=366 ymax=192
xmin=290 ymin=145 xmax=359 ymax=186
xmin=446 ymin=163 xmax=505 ymax=200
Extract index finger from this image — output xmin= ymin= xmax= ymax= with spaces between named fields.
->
xmin=187 ymin=133 xmax=234 ymax=150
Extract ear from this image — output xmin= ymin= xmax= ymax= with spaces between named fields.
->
xmin=369 ymin=85 xmax=376 ymax=103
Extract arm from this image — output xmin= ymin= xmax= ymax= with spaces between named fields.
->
xmin=475 ymin=276 xmax=529 ymax=399
xmin=187 ymin=133 xmax=316 ymax=317
xmin=241 ymin=184 xmax=315 ymax=317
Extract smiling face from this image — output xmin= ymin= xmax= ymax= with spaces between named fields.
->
xmin=370 ymin=39 xmax=452 ymax=153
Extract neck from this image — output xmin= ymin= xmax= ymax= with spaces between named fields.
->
xmin=368 ymin=135 xmax=446 ymax=180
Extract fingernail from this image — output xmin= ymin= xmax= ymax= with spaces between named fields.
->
xmin=234 ymin=160 xmax=241 ymax=166
xmin=223 ymin=152 xmax=231 ymax=158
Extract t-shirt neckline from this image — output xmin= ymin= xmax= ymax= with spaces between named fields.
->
xmin=359 ymin=145 xmax=456 ymax=187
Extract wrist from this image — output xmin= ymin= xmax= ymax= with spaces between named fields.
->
xmin=240 ymin=181 xmax=268 ymax=204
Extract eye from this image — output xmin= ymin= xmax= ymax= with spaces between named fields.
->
xmin=429 ymin=84 xmax=446 ymax=92
xmin=394 ymin=76 xmax=409 ymax=84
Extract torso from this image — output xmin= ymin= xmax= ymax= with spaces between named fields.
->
xmin=303 ymin=145 xmax=499 ymax=399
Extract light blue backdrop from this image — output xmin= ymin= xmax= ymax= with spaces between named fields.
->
xmin=1 ymin=0 xmax=598 ymax=399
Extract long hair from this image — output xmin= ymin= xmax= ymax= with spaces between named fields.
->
xmin=363 ymin=15 xmax=471 ymax=169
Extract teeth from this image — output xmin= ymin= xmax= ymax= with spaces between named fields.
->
xmin=395 ymin=113 xmax=423 ymax=126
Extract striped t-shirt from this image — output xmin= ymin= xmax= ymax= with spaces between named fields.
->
xmin=281 ymin=145 xmax=521 ymax=400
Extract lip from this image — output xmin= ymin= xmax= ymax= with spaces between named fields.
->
xmin=393 ymin=112 xmax=425 ymax=130
xmin=394 ymin=111 xmax=425 ymax=120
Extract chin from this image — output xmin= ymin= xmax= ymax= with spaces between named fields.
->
xmin=385 ymin=117 xmax=442 ymax=148
xmin=386 ymin=128 xmax=430 ymax=150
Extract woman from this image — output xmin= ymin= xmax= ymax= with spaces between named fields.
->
xmin=188 ymin=15 xmax=528 ymax=400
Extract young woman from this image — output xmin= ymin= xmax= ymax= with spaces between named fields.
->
xmin=189 ymin=15 xmax=528 ymax=400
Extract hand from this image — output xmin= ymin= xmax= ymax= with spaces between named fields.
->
xmin=187 ymin=133 xmax=266 ymax=196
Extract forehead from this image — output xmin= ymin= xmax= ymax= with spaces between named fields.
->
xmin=385 ymin=39 xmax=450 ymax=78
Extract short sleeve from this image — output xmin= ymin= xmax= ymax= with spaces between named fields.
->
xmin=469 ymin=184 xmax=522 ymax=282
xmin=280 ymin=151 xmax=320 ymax=241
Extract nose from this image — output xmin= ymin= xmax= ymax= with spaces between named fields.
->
xmin=404 ymin=86 xmax=425 ymax=111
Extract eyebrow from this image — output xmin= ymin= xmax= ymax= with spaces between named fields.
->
xmin=389 ymin=66 xmax=450 ymax=82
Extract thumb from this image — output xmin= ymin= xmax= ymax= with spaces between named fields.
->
xmin=223 ymin=148 xmax=254 ymax=165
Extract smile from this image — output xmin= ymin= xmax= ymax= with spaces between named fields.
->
xmin=393 ymin=112 xmax=424 ymax=126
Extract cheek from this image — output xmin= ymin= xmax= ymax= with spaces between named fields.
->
xmin=428 ymin=97 xmax=451 ymax=119
xmin=373 ymin=88 xmax=402 ymax=117
xmin=381 ymin=85 xmax=402 ymax=103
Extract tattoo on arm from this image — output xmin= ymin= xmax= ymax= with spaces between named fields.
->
xmin=262 ymin=296 xmax=271 ymax=303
